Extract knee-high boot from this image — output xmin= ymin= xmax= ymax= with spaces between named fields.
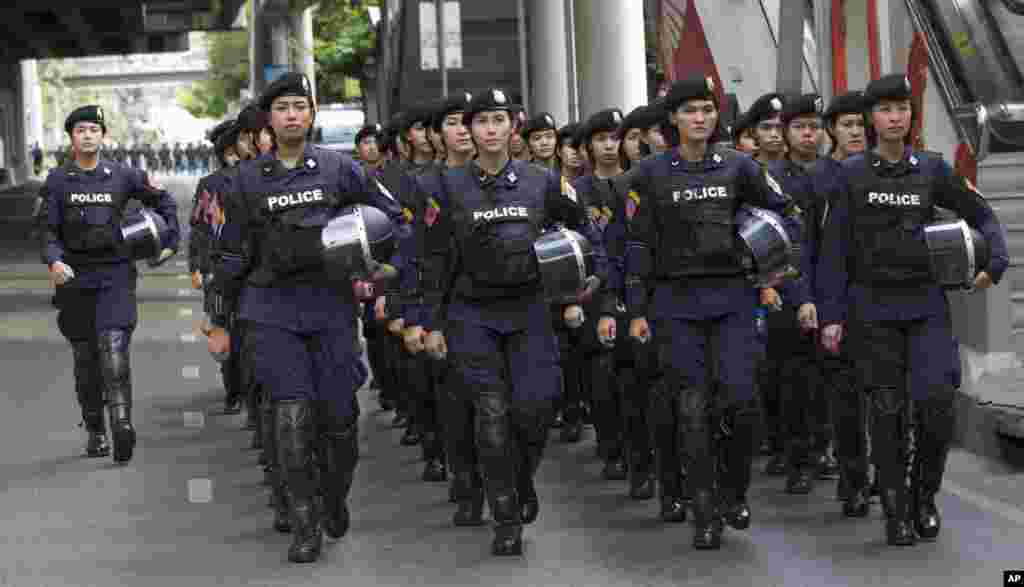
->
xmin=915 ymin=388 xmax=954 ymax=540
xmin=321 ymin=421 xmax=359 ymax=540
xmin=871 ymin=386 xmax=915 ymax=546
xmin=98 ymin=330 xmax=135 ymax=464
xmin=680 ymin=385 xmax=721 ymax=549
xmin=275 ymin=400 xmax=322 ymax=563
xmin=72 ymin=340 xmax=109 ymax=457
xmin=721 ymin=399 xmax=758 ymax=530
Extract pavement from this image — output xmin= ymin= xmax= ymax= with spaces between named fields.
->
xmin=1 ymin=176 xmax=1024 ymax=586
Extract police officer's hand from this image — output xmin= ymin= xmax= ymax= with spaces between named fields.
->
xmin=597 ymin=316 xmax=617 ymax=347
xmin=146 ymin=248 xmax=176 ymax=268
xmin=353 ymin=279 xmax=376 ymax=301
xmin=387 ymin=318 xmax=405 ymax=335
xmin=821 ymin=323 xmax=844 ymax=355
xmin=190 ymin=270 xmax=202 ymax=290
xmin=563 ymin=304 xmax=585 ymax=328
xmin=973 ymin=271 xmax=993 ymax=291
xmin=760 ymin=287 xmax=782 ymax=309
xmin=48 ymin=261 xmax=74 ymax=286
xmin=425 ymin=330 xmax=447 ymax=360
xmin=629 ymin=317 xmax=650 ymax=344
xmin=797 ymin=303 xmax=818 ymax=333
xmin=403 ymin=325 xmax=426 ymax=354
xmin=206 ymin=325 xmax=230 ymax=358
xmin=374 ymin=296 xmax=388 ymax=321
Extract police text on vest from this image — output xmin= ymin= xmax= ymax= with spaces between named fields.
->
xmin=267 ymin=189 xmax=325 ymax=211
xmin=473 ymin=206 xmax=529 ymax=221
xmin=69 ymin=193 xmax=113 ymax=204
xmin=868 ymin=192 xmax=921 ymax=206
xmin=673 ymin=186 xmax=729 ymax=202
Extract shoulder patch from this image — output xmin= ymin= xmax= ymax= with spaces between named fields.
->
xmin=402 ymin=206 xmax=414 ymax=224
xmin=625 ymin=189 xmax=640 ymax=219
xmin=561 ymin=176 xmax=578 ymax=203
xmin=424 ymin=196 xmax=440 ymax=227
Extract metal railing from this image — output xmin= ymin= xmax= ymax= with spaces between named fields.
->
xmin=904 ymin=0 xmax=1024 ymax=160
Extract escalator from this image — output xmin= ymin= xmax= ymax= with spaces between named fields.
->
xmin=904 ymin=0 xmax=1024 ymax=158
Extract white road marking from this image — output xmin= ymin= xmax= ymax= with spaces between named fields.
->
xmin=182 ymin=365 xmax=200 ymax=379
xmin=187 ymin=478 xmax=213 ymax=503
xmin=177 ymin=289 xmax=196 ymax=297
xmin=178 ymin=307 xmax=193 ymax=318
xmin=176 ymin=273 xmax=190 ymax=280
xmin=943 ymin=479 xmax=1024 ymax=527
xmin=180 ymin=333 xmax=198 ymax=343
xmin=175 ymin=260 xmax=188 ymax=268
xmin=183 ymin=411 xmax=206 ymax=428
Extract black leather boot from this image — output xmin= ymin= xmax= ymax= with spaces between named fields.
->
xmin=872 ymin=387 xmax=915 ymax=546
xmin=659 ymin=475 xmax=687 ymax=522
xmin=83 ymin=411 xmax=110 ymax=458
xmin=628 ymin=451 xmax=654 ymax=500
xmin=490 ymin=492 xmax=523 ymax=556
xmin=321 ymin=424 xmax=358 ymax=540
xmin=692 ymin=489 xmax=723 ymax=550
xmin=420 ymin=432 xmax=447 ymax=482
xmin=915 ymin=391 xmax=953 ymax=541
xmin=452 ymin=471 xmax=486 ymax=526
xmin=99 ymin=331 xmax=135 ymax=464
xmin=784 ymin=438 xmax=813 ymax=494
xmin=841 ymin=464 xmax=870 ymax=518
xmin=275 ymin=401 xmax=322 ymax=563
xmin=721 ymin=401 xmax=757 ymax=530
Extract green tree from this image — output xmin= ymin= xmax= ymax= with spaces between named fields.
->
xmin=313 ymin=0 xmax=378 ymax=103
xmin=177 ymin=29 xmax=250 ymax=118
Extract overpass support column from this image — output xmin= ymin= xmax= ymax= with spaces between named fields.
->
xmin=527 ymin=0 xmax=570 ymax=124
xmin=573 ymin=0 xmax=647 ymax=118
xmin=251 ymin=0 xmax=317 ymax=99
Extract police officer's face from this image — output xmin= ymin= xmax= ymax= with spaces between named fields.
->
xmin=358 ymin=137 xmax=381 ymax=163
xmin=589 ymin=131 xmax=621 ymax=166
xmin=559 ymin=141 xmax=581 ymax=170
xmin=832 ymin=113 xmax=866 ymax=155
xmin=258 ymin=129 xmax=275 ymax=154
xmin=622 ymin=128 xmax=644 ymax=161
xmin=71 ymin=123 xmax=104 ymax=155
xmin=509 ymin=132 xmax=526 ymax=156
xmin=786 ymin=114 xmax=822 ymax=159
xmin=736 ymin=129 xmax=758 ymax=155
xmin=442 ymin=114 xmax=473 ymax=154
xmin=673 ymin=99 xmax=718 ymax=143
xmin=428 ymin=127 xmax=445 ymax=154
xmin=528 ymin=129 xmax=557 ymax=160
xmin=471 ymin=110 xmax=513 ymax=155
xmin=407 ymin=122 xmax=433 ymax=155
xmin=269 ymin=96 xmax=313 ymax=143
xmin=755 ymin=115 xmax=785 ymax=154
xmin=644 ymin=125 xmax=667 ymax=152
xmin=871 ymin=99 xmax=912 ymax=142
xmin=224 ymin=147 xmax=240 ymax=167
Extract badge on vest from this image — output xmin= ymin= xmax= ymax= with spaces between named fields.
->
xmin=265 ymin=188 xmax=326 ymax=212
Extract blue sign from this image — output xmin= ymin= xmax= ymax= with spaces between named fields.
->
xmin=264 ymin=65 xmax=290 ymax=85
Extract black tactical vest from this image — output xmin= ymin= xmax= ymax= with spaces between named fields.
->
xmin=251 ymin=182 xmax=340 ymax=277
xmin=847 ymin=158 xmax=934 ymax=285
xmin=651 ymin=152 xmax=743 ymax=278
xmin=444 ymin=163 xmax=547 ymax=298
xmin=60 ymin=170 xmax=130 ymax=261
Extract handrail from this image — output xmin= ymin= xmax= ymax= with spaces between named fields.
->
xmin=1001 ymin=0 xmax=1024 ymax=16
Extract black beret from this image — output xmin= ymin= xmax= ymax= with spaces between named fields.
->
xmin=431 ymin=91 xmax=474 ymax=131
xmin=823 ymin=90 xmax=867 ymax=120
xmin=581 ymin=108 xmax=624 ymax=145
xmin=463 ymin=88 xmax=514 ymax=125
xmin=259 ymin=72 xmax=314 ymax=111
xmin=236 ymin=104 xmax=270 ymax=132
xmin=400 ymin=103 xmax=434 ymax=135
xmin=865 ymin=73 xmax=913 ymax=106
xmin=521 ymin=112 xmax=558 ymax=138
xmin=664 ymin=75 xmax=717 ymax=112
xmin=214 ymin=123 xmax=240 ymax=156
xmin=64 ymin=105 xmax=107 ymax=134
xmin=557 ymin=123 xmax=581 ymax=147
xmin=780 ymin=93 xmax=824 ymax=125
xmin=746 ymin=92 xmax=786 ymax=125
xmin=731 ymin=111 xmax=754 ymax=137
xmin=619 ymin=105 xmax=653 ymax=135
xmin=206 ymin=119 xmax=236 ymax=144
xmin=355 ymin=123 xmax=384 ymax=146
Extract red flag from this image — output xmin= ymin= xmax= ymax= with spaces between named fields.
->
xmin=658 ymin=0 xmax=725 ymax=106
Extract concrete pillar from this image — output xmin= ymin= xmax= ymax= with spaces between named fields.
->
xmin=776 ymin=0 xmax=806 ymax=94
xmin=813 ymin=0 xmax=834 ymax=105
xmin=21 ymin=60 xmax=44 ymax=153
xmin=527 ymin=0 xmax=570 ymax=125
xmin=573 ymin=0 xmax=647 ymax=118
xmin=292 ymin=6 xmax=317 ymax=103
xmin=249 ymin=0 xmax=266 ymax=97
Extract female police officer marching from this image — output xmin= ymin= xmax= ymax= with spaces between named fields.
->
xmin=405 ymin=88 xmax=607 ymax=556
xmin=40 ymin=104 xmax=179 ymax=464
xmin=205 ymin=72 xmax=403 ymax=563
xmin=816 ymin=73 xmax=1008 ymax=546
xmin=612 ymin=76 xmax=803 ymax=550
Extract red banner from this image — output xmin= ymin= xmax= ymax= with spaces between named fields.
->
xmin=657 ymin=0 xmax=724 ymax=105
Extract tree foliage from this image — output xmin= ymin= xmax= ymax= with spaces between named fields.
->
xmin=177 ymin=29 xmax=250 ymax=118
xmin=313 ymin=0 xmax=378 ymax=103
